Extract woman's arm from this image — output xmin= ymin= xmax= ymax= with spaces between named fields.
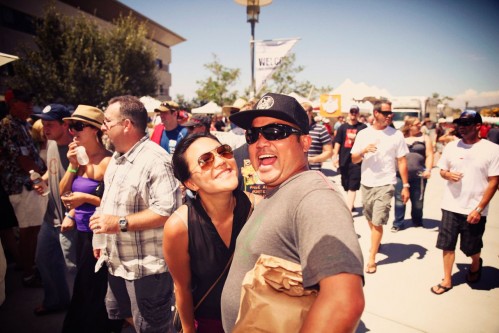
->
xmin=163 ymin=206 xmax=197 ymax=333
xmin=423 ymin=135 xmax=434 ymax=178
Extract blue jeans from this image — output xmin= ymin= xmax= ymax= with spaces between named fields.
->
xmin=393 ymin=176 xmax=427 ymax=228
xmin=35 ymin=221 xmax=77 ymax=309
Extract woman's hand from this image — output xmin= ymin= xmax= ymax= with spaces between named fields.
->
xmin=61 ymin=191 xmax=87 ymax=210
xmin=422 ymin=170 xmax=431 ymax=179
xmin=61 ymin=215 xmax=75 ymax=232
xmin=67 ymin=141 xmax=80 ymax=169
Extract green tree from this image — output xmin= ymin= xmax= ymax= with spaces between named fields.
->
xmin=9 ymin=6 xmax=158 ymax=107
xmin=195 ymin=54 xmax=240 ymax=106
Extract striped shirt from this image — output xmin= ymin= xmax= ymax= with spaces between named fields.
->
xmin=98 ymin=136 xmax=181 ymax=280
xmin=308 ymin=123 xmax=332 ymax=171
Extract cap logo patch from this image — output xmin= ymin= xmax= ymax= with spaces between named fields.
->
xmin=256 ymin=96 xmax=274 ymax=110
xmin=43 ymin=105 xmax=51 ymax=113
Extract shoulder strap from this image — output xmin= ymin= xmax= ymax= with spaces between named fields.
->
xmin=194 ymin=253 xmax=234 ymax=311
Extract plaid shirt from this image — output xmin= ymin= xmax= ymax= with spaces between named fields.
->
xmin=0 ymin=115 xmax=46 ymax=194
xmin=98 ymin=136 xmax=181 ymax=280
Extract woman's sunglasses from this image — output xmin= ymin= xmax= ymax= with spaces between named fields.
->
xmin=245 ymin=123 xmax=302 ymax=145
xmin=193 ymin=144 xmax=234 ymax=171
xmin=69 ymin=122 xmax=92 ymax=132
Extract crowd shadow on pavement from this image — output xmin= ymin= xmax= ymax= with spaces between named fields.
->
xmin=455 ymin=262 xmax=499 ymax=291
xmin=377 ymin=243 xmax=427 ymax=266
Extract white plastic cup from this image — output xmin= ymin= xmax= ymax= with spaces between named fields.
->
xmin=29 ymin=170 xmax=50 ymax=196
xmin=92 ymin=233 xmax=106 ymax=249
xmin=168 ymin=140 xmax=176 ymax=154
xmin=75 ymin=146 xmax=89 ymax=165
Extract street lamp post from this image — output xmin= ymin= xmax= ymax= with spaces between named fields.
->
xmin=235 ymin=0 xmax=272 ymax=97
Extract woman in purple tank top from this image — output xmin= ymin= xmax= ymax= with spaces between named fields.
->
xmin=58 ymin=105 xmax=121 ymax=333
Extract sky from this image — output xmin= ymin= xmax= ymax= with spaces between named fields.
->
xmin=119 ymin=0 xmax=499 ymax=108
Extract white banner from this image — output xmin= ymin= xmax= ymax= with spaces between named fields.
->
xmin=254 ymin=38 xmax=300 ymax=93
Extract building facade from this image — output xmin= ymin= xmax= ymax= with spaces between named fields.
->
xmin=0 ymin=0 xmax=185 ymax=100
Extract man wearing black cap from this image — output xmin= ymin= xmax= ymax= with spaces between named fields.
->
xmin=333 ymin=105 xmax=367 ymax=213
xmin=431 ymin=110 xmax=499 ymax=295
xmin=0 ymin=89 xmax=47 ymax=287
xmin=31 ymin=104 xmax=78 ymax=315
xmin=183 ymin=114 xmax=211 ymax=135
xmin=221 ymin=93 xmax=364 ymax=332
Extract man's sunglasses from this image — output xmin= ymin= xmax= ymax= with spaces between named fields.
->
xmin=245 ymin=123 xmax=302 ymax=145
xmin=455 ymin=119 xmax=476 ymax=126
xmin=193 ymin=144 xmax=234 ymax=172
xmin=378 ymin=111 xmax=393 ymax=117
xmin=69 ymin=122 xmax=92 ymax=132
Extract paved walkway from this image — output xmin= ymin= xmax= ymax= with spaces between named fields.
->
xmin=1 ymin=165 xmax=498 ymax=332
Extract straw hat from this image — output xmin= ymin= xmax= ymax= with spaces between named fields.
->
xmin=63 ymin=105 xmax=104 ymax=128
xmin=222 ymin=98 xmax=248 ymax=114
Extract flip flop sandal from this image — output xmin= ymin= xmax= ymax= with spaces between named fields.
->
xmin=430 ymin=284 xmax=453 ymax=295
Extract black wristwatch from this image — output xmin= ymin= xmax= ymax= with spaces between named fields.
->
xmin=119 ymin=216 xmax=128 ymax=232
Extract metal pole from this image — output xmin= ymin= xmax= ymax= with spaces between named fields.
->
xmin=250 ymin=20 xmax=256 ymax=98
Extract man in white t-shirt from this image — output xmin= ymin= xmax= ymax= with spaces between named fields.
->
xmin=351 ymin=101 xmax=409 ymax=274
xmin=430 ymin=110 xmax=499 ymax=295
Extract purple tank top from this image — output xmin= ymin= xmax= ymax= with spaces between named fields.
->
xmin=71 ymin=176 xmax=100 ymax=232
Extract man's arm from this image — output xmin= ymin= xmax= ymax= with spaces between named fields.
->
xmin=300 ymin=273 xmax=364 ymax=333
xmin=466 ymin=175 xmax=498 ymax=224
xmin=89 ymin=208 xmax=168 ymax=234
xmin=397 ymin=156 xmax=410 ymax=203
xmin=308 ymin=143 xmax=333 ymax=164
xmin=332 ymin=142 xmax=340 ymax=168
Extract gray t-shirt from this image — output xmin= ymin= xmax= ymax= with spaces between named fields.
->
xmin=221 ymin=171 xmax=364 ymax=332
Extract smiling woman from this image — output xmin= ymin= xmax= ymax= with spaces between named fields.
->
xmin=163 ymin=133 xmax=260 ymax=333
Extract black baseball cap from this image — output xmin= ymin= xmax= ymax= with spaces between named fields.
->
xmin=32 ymin=104 xmax=71 ymax=121
xmin=349 ymin=105 xmax=360 ymax=114
xmin=453 ymin=110 xmax=482 ymax=126
xmin=229 ymin=93 xmax=309 ymax=134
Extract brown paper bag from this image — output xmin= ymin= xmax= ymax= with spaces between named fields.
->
xmin=233 ymin=254 xmax=318 ymax=333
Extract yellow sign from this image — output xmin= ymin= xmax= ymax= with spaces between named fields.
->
xmin=319 ymin=94 xmax=342 ymax=117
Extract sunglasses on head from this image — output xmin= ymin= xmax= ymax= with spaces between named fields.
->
xmin=69 ymin=122 xmax=92 ymax=132
xmin=245 ymin=123 xmax=302 ymax=145
xmin=193 ymin=144 xmax=234 ymax=171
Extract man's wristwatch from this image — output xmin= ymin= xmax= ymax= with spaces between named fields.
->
xmin=402 ymin=183 xmax=410 ymax=188
xmin=118 ymin=216 xmax=128 ymax=232
xmin=474 ymin=207 xmax=483 ymax=214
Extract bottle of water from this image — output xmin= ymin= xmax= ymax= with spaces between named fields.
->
xmin=75 ymin=146 xmax=89 ymax=165
xmin=29 ymin=170 xmax=50 ymax=196
xmin=92 ymin=233 xmax=106 ymax=249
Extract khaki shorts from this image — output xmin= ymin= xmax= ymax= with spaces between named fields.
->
xmin=9 ymin=188 xmax=47 ymax=228
xmin=361 ymin=184 xmax=395 ymax=226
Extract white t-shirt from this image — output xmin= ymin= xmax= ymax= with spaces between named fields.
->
xmin=351 ymin=126 xmax=409 ymax=187
xmin=438 ymin=139 xmax=499 ymax=216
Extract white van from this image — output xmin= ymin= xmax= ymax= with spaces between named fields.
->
xmin=391 ymin=96 xmax=428 ymax=129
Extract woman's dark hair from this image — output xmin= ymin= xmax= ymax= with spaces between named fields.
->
xmin=172 ymin=132 xmax=221 ymax=184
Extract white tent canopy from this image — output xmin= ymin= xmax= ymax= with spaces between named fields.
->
xmin=192 ymin=101 xmax=221 ymax=114
xmin=140 ymin=95 xmax=162 ymax=116
xmin=330 ymin=79 xmax=392 ymax=113
xmin=0 ymin=52 xmax=19 ymax=67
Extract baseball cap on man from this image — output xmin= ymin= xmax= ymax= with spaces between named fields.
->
xmin=229 ymin=93 xmax=309 ymax=134
xmin=155 ymin=101 xmax=179 ymax=113
xmin=350 ymin=105 xmax=360 ymax=114
xmin=63 ymin=105 xmax=104 ymax=129
xmin=183 ymin=114 xmax=210 ymax=128
xmin=453 ymin=110 xmax=482 ymax=126
xmin=32 ymin=104 xmax=71 ymax=121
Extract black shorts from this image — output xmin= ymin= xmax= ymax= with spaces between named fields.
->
xmin=436 ymin=209 xmax=486 ymax=256
xmin=339 ymin=163 xmax=362 ymax=192
xmin=0 ymin=186 xmax=18 ymax=230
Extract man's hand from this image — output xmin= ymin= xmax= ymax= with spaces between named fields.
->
xmin=89 ymin=214 xmax=120 ymax=234
xmin=401 ymin=187 xmax=410 ymax=204
xmin=61 ymin=216 xmax=75 ymax=232
xmin=467 ymin=210 xmax=481 ymax=224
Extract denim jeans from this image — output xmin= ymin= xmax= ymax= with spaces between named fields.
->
xmin=35 ymin=220 xmax=77 ymax=309
xmin=393 ymin=176 xmax=427 ymax=228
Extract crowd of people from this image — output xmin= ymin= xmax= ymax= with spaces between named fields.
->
xmin=0 ymin=88 xmax=498 ymax=332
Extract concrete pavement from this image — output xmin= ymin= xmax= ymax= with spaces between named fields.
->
xmin=1 ymin=165 xmax=498 ymax=333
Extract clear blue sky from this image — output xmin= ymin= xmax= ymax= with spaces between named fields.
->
xmin=119 ymin=0 xmax=499 ymax=106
